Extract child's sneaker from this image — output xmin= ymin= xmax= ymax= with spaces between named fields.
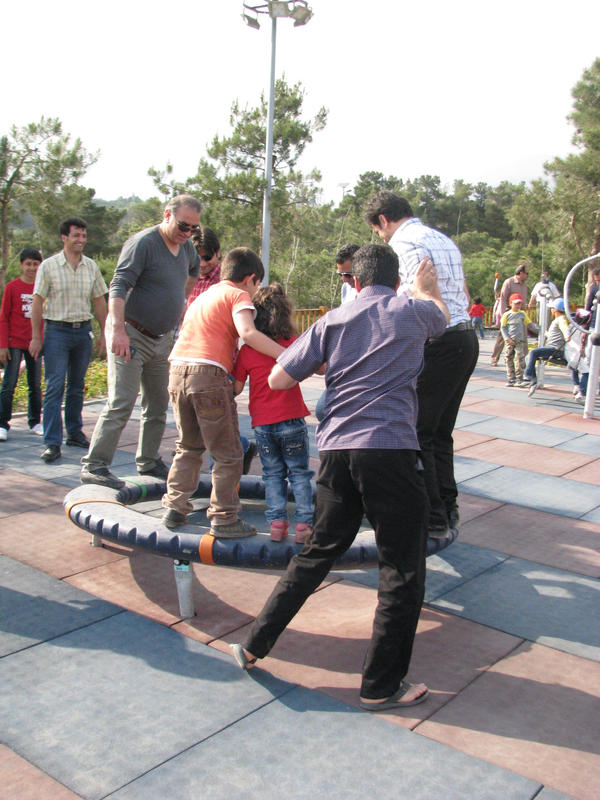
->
xmin=295 ymin=523 xmax=313 ymax=544
xmin=505 ymin=380 xmax=515 ymax=387
xmin=30 ymin=423 xmax=43 ymax=436
xmin=269 ymin=520 xmax=289 ymax=542
xmin=0 ymin=427 xmax=7 ymax=442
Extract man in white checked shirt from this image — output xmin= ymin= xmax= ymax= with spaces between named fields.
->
xmin=29 ymin=217 xmax=107 ymax=463
xmin=365 ymin=191 xmax=478 ymax=537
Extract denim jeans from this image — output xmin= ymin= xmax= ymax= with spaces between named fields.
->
xmin=0 ymin=347 xmax=42 ymax=430
xmin=471 ymin=317 xmax=485 ymax=339
xmin=42 ymin=322 xmax=92 ymax=446
xmin=524 ymin=346 xmax=560 ymax=382
xmin=243 ymin=448 xmax=427 ymax=699
xmin=254 ymin=418 xmax=314 ymax=524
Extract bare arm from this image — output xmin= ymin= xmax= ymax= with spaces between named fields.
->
xmin=92 ymin=295 xmax=107 ymax=356
xmin=268 ymin=363 xmax=297 ymax=390
xmin=106 ymin=297 xmax=131 ymax=360
xmin=233 ymin=379 xmax=245 ymax=395
xmin=234 ymin=309 xmax=284 ymax=360
xmin=412 ymin=258 xmax=450 ymax=323
xmin=28 ymin=294 xmax=44 ymax=359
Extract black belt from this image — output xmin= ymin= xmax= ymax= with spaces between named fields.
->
xmin=445 ymin=321 xmax=473 ymax=332
xmin=125 ymin=318 xmax=163 ymax=340
xmin=45 ymin=319 xmax=90 ymax=328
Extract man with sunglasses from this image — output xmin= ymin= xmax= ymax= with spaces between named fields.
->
xmin=336 ymin=243 xmax=360 ymax=305
xmin=81 ymin=194 xmax=201 ymax=489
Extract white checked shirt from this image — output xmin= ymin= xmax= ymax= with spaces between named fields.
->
xmin=389 ymin=218 xmax=470 ymax=327
xmin=34 ymin=251 xmax=107 ymax=322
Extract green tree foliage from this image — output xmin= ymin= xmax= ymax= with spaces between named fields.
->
xmin=0 ymin=117 xmax=96 ymax=286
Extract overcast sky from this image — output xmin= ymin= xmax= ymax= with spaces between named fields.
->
xmin=3 ymin=0 xmax=599 ymax=205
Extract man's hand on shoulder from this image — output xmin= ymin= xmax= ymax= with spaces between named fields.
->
xmin=413 ymin=258 xmax=450 ymax=323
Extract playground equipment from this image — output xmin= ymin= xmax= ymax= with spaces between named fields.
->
xmin=64 ymin=475 xmax=458 ymax=618
xmin=563 ymin=254 xmax=600 ymax=420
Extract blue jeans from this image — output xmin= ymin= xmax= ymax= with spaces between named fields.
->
xmin=524 ymin=346 xmax=560 ymax=383
xmin=254 ymin=418 xmax=314 ymax=524
xmin=472 ymin=317 xmax=485 ymax=339
xmin=42 ymin=322 xmax=92 ymax=446
xmin=0 ymin=347 xmax=42 ymax=430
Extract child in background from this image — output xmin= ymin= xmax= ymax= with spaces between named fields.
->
xmin=501 ymin=293 xmax=538 ymax=387
xmin=493 ymin=292 xmax=502 ymax=328
xmin=233 ymin=283 xmax=314 ymax=543
xmin=0 ymin=248 xmax=43 ymax=440
xmin=468 ymin=296 xmax=486 ymax=339
xmin=161 ymin=247 xmax=283 ymax=537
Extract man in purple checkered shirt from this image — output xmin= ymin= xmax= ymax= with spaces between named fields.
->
xmin=366 ymin=191 xmax=479 ymax=537
xmin=230 ymin=244 xmax=449 ymax=711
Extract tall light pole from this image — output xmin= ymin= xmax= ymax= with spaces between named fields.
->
xmin=242 ymin=1 xmax=313 ymax=283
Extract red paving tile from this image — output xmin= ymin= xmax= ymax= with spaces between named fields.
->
xmin=453 ymin=430 xmax=494 ymax=450
xmin=545 ymin=411 xmax=600 ymax=434
xmin=214 ymin=582 xmax=521 ymax=730
xmin=0 ymin=744 xmax=82 ymax=800
xmin=457 ymin=438 xmax=595 ymax=476
xmin=462 ymin=398 xmax=567 ymax=424
xmin=456 ymin=492 xmax=504 ymax=523
xmin=0 ymin=470 xmax=69 ymax=518
xmin=562 ymin=458 xmax=600 ymax=485
xmin=460 ymin=504 xmax=600 ymax=577
xmin=0 ymin=506 xmax=131 ymax=578
xmin=417 ymin=641 xmax=600 ymax=799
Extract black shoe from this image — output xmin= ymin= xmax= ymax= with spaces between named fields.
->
xmin=81 ymin=466 xmax=125 ymax=490
xmin=138 ymin=457 xmax=170 ymax=479
xmin=162 ymin=508 xmax=187 ymax=529
xmin=428 ymin=522 xmax=450 ymax=539
xmin=242 ymin=442 xmax=258 ymax=475
xmin=41 ymin=445 xmax=61 ymax=463
xmin=66 ymin=432 xmax=90 ymax=448
xmin=447 ymin=505 xmax=460 ymax=529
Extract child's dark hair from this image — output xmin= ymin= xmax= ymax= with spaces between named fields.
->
xmin=192 ymin=226 xmax=220 ymax=258
xmin=221 ymin=247 xmax=264 ymax=283
xmin=20 ymin=247 xmax=42 ymax=263
xmin=253 ymin=283 xmax=296 ymax=341
xmin=474 ymin=296 xmax=482 ymax=304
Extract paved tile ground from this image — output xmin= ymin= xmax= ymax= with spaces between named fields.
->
xmin=1 ymin=335 xmax=599 ymax=799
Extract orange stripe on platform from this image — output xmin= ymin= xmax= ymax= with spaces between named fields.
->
xmin=199 ymin=533 xmax=215 ymax=565
xmin=64 ymin=498 xmax=124 ymax=518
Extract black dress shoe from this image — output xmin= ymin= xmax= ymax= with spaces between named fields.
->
xmin=66 ymin=432 xmax=90 ymax=448
xmin=41 ymin=445 xmax=61 ymax=463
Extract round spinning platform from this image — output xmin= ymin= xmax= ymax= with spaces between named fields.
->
xmin=64 ymin=475 xmax=458 ymax=569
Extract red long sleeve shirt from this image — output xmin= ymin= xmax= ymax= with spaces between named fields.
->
xmin=0 ymin=278 xmax=37 ymax=350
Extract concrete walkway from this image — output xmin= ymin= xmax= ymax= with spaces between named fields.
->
xmin=1 ymin=336 xmax=598 ymax=799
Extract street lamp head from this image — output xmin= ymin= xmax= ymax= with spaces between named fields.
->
xmin=242 ymin=12 xmax=261 ymax=28
xmin=269 ymin=1 xmax=291 ymax=16
xmin=292 ymin=3 xmax=312 ymax=25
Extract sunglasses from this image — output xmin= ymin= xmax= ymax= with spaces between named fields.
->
xmin=174 ymin=218 xmax=201 ymax=235
xmin=337 ymin=271 xmax=353 ymax=279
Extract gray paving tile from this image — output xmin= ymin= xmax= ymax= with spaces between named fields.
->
xmin=335 ymin=542 xmax=509 ymax=603
xmin=536 ymin=787 xmax=576 ymax=799
xmin=580 ymin=506 xmax=600 ymax=524
xmin=555 ymin=433 xmax=600 ymax=457
xmin=459 ymin=466 xmax=600 ymax=518
xmin=0 ymin=612 xmax=292 ymax=800
xmin=455 ymin=409 xmax=496 ymax=427
xmin=457 ymin=417 xmax=576 ymax=447
xmin=0 ymin=556 xmax=122 ymax=656
xmin=454 ymin=456 xmax=501 ymax=482
xmin=430 ymin=556 xmax=600 ymax=661
xmin=108 ymin=686 xmax=541 ymax=800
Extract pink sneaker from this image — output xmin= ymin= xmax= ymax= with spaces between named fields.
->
xmin=270 ymin=520 xmax=289 ymax=542
xmin=295 ymin=523 xmax=313 ymax=544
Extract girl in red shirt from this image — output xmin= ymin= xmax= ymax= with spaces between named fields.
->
xmin=468 ymin=296 xmax=486 ymax=339
xmin=233 ymin=284 xmax=314 ymax=543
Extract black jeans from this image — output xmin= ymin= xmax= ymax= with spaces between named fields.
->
xmin=417 ymin=328 xmax=479 ymax=527
xmin=0 ymin=347 xmax=42 ymax=430
xmin=243 ymin=448 xmax=428 ymax=699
